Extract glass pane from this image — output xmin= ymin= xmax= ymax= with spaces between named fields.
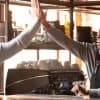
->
xmin=9 ymin=5 xmax=31 ymax=30
xmin=59 ymin=50 xmax=69 ymax=65
xmin=39 ymin=49 xmax=57 ymax=60
xmin=0 ymin=2 xmax=5 ymax=42
xmin=4 ymin=49 xmax=37 ymax=69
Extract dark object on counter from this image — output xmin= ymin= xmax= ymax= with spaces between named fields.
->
xmin=6 ymin=69 xmax=84 ymax=95
xmin=77 ymin=26 xmax=92 ymax=43
xmin=91 ymin=31 xmax=97 ymax=43
xmin=6 ymin=69 xmax=49 ymax=95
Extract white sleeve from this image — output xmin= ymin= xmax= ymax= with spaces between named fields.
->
xmin=0 ymin=18 xmax=40 ymax=62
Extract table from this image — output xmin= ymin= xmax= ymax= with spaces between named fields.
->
xmin=6 ymin=94 xmax=100 ymax=100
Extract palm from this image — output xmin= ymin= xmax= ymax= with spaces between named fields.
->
xmin=31 ymin=0 xmax=44 ymax=19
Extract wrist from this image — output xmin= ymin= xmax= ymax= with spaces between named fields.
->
xmin=86 ymin=90 xmax=89 ymax=95
xmin=89 ymin=89 xmax=100 ymax=98
xmin=40 ymin=18 xmax=50 ymax=29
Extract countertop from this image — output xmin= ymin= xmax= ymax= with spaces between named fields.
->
xmin=5 ymin=94 xmax=100 ymax=100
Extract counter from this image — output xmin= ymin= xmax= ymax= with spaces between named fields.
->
xmin=6 ymin=94 xmax=100 ymax=100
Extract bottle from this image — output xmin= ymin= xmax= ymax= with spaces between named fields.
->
xmin=64 ymin=15 xmax=70 ymax=38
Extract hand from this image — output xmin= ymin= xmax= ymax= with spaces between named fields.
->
xmin=71 ymin=85 xmax=89 ymax=96
xmin=31 ymin=0 xmax=45 ymax=21
xmin=31 ymin=0 xmax=50 ymax=28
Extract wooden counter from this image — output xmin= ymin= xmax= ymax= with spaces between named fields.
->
xmin=6 ymin=94 xmax=100 ymax=100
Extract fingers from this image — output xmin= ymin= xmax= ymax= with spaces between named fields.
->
xmin=31 ymin=0 xmax=47 ymax=26
xmin=36 ymin=0 xmax=40 ymax=9
xmin=31 ymin=0 xmax=41 ymax=18
xmin=31 ymin=0 xmax=40 ymax=10
xmin=31 ymin=0 xmax=37 ymax=11
xmin=71 ymin=85 xmax=84 ymax=96
xmin=71 ymin=85 xmax=79 ymax=95
xmin=44 ymin=10 xmax=48 ymax=18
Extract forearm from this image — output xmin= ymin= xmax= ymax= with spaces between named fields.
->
xmin=41 ymin=20 xmax=87 ymax=59
xmin=31 ymin=0 xmax=86 ymax=59
xmin=89 ymin=88 xmax=100 ymax=98
xmin=16 ymin=18 xmax=40 ymax=47
xmin=41 ymin=19 xmax=70 ymax=49
xmin=0 ymin=18 xmax=40 ymax=62
xmin=43 ymin=23 xmax=68 ymax=49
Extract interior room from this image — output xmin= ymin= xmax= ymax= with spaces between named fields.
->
xmin=0 ymin=0 xmax=100 ymax=100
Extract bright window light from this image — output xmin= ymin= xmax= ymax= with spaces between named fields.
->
xmin=4 ymin=49 xmax=37 ymax=69
xmin=39 ymin=49 xmax=57 ymax=60
xmin=59 ymin=50 xmax=69 ymax=65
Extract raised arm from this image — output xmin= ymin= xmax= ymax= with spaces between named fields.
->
xmin=0 ymin=3 xmax=41 ymax=62
xmin=31 ymin=0 xmax=93 ymax=61
xmin=31 ymin=1 xmax=100 ymax=98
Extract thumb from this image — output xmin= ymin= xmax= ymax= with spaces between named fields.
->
xmin=28 ymin=8 xmax=37 ymax=19
xmin=44 ymin=10 xmax=48 ymax=17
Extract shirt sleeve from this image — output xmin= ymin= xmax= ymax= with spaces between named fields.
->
xmin=43 ymin=24 xmax=96 ymax=79
xmin=44 ymin=24 xmax=90 ymax=60
xmin=0 ymin=18 xmax=40 ymax=62
xmin=89 ymin=88 xmax=100 ymax=98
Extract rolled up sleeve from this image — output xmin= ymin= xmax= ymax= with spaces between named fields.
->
xmin=89 ymin=88 xmax=100 ymax=98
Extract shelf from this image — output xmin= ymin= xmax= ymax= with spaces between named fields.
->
xmin=21 ymin=0 xmax=68 ymax=7
xmin=9 ymin=0 xmax=67 ymax=9
xmin=0 ymin=0 xmax=5 ymax=4
xmin=72 ymin=1 xmax=100 ymax=15
xmin=26 ymin=41 xmax=64 ymax=50
xmin=7 ymin=0 xmax=100 ymax=14
xmin=74 ymin=7 xmax=100 ymax=15
xmin=17 ymin=0 xmax=100 ymax=8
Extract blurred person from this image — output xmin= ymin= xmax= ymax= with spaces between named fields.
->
xmin=31 ymin=0 xmax=100 ymax=98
